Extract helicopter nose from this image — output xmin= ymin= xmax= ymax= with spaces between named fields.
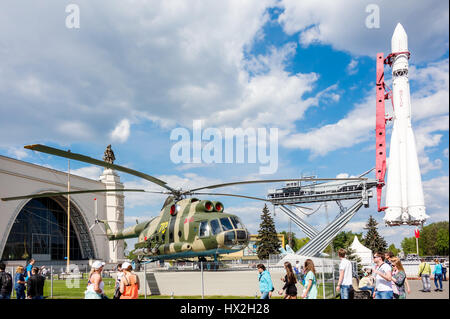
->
xmin=223 ymin=229 xmax=249 ymax=246
xmin=236 ymin=229 xmax=248 ymax=242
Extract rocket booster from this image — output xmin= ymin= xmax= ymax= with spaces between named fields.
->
xmin=384 ymin=23 xmax=428 ymax=226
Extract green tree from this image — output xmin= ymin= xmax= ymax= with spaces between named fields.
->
xmin=436 ymin=228 xmax=449 ymax=255
xmin=401 ymin=237 xmax=417 ymax=255
xmin=256 ymin=204 xmax=281 ymax=259
xmin=280 ymin=231 xmax=298 ymax=251
xmin=401 ymin=222 xmax=449 ymax=256
xmin=419 ymin=222 xmax=449 ymax=255
xmin=346 ymin=247 xmax=363 ymax=278
xmin=297 ymin=237 xmax=310 ymax=251
xmin=332 ymin=231 xmax=363 ymax=251
xmin=400 ymin=222 xmax=449 ymax=256
xmin=388 ymin=244 xmax=400 ymax=256
xmin=279 ymin=231 xmax=309 ymax=252
xmin=363 ymin=215 xmax=387 ymax=253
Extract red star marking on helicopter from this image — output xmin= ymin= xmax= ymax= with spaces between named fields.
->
xmin=184 ymin=217 xmax=194 ymax=224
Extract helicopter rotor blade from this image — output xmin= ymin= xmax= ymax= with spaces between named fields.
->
xmin=143 ymin=190 xmax=172 ymax=195
xmin=1 ymin=188 xmax=145 ymax=202
xmin=23 ymin=144 xmax=177 ymax=193
xmin=186 ymin=177 xmax=368 ymax=193
xmin=190 ymin=192 xmax=313 ymax=210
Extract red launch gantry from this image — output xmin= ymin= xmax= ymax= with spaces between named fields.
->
xmin=376 ymin=52 xmax=388 ymax=212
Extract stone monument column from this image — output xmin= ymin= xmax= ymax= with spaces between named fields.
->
xmin=100 ymin=168 xmax=125 ymax=263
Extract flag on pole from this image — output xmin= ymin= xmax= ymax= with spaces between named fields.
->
xmin=414 ymin=228 xmax=420 ymax=239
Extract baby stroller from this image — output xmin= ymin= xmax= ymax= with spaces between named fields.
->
xmin=350 ymin=277 xmax=372 ymax=299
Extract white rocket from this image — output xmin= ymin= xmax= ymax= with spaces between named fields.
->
xmin=384 ymin=23 xmax=428 ymax=226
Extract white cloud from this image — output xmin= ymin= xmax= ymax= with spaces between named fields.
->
xmin=281 ymin=94 xmax=374 ymax=157
xmin=110 ymin=119 xmax=131 ymax=143
xmin=0 ymin=0 xmax=344 ymax=151
xmin=423 ymin=176 xmax=449 ymax=212
xmin=342 ymin=221 xmax=366 ymax=233
xmin=70 ymin=166 xmax=103 ymax=180
xmin=281 ymin=59 xmax=449 ymax=160
xmin=0 ymin=0 xmax=278 ymax=146
xmin=346 ymin=59 xmax=359 ymax=75
xmin=414 ymin=115 xmax=449 ymax=174
xmin=123 ymin=172 xmax=225 ymax=208
xmin=7 ymin=147 xmax=29 ymax=160
xmin=278 ymin=0 xmax=449 ymax=62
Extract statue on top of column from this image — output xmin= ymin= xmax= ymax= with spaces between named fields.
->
xmin=103 ymin=144 xmax=116 ymax=164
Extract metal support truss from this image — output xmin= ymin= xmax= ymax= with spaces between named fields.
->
xmin=296 ymin=199 xmax=364 ymax=257
xmin=278 ymin=205 xmax=319 ymax=239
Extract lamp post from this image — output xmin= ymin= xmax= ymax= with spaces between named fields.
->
xmin=67 ymin=156 xmax=71 ymax=273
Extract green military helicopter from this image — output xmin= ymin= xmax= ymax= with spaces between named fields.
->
xmin=2 ymin=144 xmax=365 ymax=263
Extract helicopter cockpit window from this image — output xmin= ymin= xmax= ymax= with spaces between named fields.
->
xmin=230 ymin=216 xmax=245 ymax=230
xmin=199 ymin=220 xmax=211 ymax=237
xmin=210 ymin=219 xmax=222 ymax=235
xmin=220 ymin=217 xmax=234 ymax=231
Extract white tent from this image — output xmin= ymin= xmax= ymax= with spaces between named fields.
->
xmin=350 ymin=236 xmax=373 ymax=267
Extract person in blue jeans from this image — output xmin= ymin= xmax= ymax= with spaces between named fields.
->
xmin=358 ymin=268 xmax=375 ymax=296
xmin=433 ymin=259 xmax=443 ymax=292
xmin=372 ymin=252 xmax=393 ymax=299
xmin=257 ymin=264 xmax=274 ymax=299
xmin=336 ymin=248 xmax=353 ymax=299
xmin=441 ymin=260 xmax=447 ymax=281
xmin=14 ymin=266 xmax=26 ymax=299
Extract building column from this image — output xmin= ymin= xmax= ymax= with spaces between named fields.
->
xmin=100 ymin=168 xmax=125 ymax=263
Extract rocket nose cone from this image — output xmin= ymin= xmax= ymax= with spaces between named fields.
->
xmin=391 ymin=23 xmax=408 ymax=53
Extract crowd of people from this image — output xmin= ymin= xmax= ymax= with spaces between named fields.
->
xmin=338 ymin=250 xmax=446 ymax=299
xmin=0 ymin=258 xmax=141 ymax=300
xmin=257 ymin=258 xmax=318 ymax=299
xmin=84 ymin=260 xmax=140 ymax=299
xmin=0 ymin=253 xmax=447 ymax=300
xmin=257 ymin=249 xmax=447 ymax=300
xmin=0 ymin=258 xmax=46 ymax=299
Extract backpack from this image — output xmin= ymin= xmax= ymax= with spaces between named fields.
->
xmin=120 ymin=273 xmax=139 ymax=299
xmin=1 ymin=272 xmax=12 ymax=293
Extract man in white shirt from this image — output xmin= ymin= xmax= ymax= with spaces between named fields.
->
xmin=336 ymin=248 xmax=353 ymax=299
xmin=372 ymin=251 xmax=393 ymax=299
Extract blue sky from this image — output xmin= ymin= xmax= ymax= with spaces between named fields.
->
xmin=1 ymin=0 xmax=448 ymax=250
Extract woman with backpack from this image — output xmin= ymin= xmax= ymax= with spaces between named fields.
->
xmin=119 ymin=262 xmax=140 ymax=299
xmin=0 ymin=262 xmax=13 ymax=299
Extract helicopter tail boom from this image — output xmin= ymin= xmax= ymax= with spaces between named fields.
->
xmin=98 ymin=219 xmax=152 ymax=240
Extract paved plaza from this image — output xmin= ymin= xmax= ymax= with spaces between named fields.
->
xmin=407 ymin=279 xmax=449 ymax=299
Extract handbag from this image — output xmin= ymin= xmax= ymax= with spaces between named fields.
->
xmin=113 ymin=285 xmax=121 ymax=299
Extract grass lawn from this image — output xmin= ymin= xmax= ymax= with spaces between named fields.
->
xmin=30 ymin=277 xmax=336 ymax=299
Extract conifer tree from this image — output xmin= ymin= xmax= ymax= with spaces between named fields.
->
xmin=346 ymin=247 xmax=363 ymax=278
xmin=363 ymin=215 xmax=387 ymax=253
xmin=256 ymin=204 xmax=281 ymax=259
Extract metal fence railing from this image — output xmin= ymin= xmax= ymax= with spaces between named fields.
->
xmin=9 ymin=254 xmax=445 ymax=299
